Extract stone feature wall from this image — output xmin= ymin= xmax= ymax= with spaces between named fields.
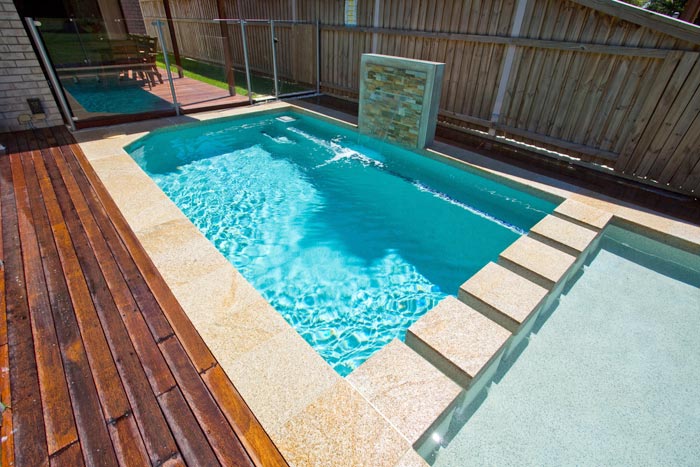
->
xmin=362 ymin=64 xmax=426 ymax=146
xmin=358 ymin=54 xmax=444 ymax=149
xmin=0 ymin=0 xmax=63 ymax=133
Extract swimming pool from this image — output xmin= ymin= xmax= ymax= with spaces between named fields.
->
xmin=126 ymin=110 xmax=556 ymax=375
xmin=419 ymin=224 xmax=700 ymax=465
xmin=63 ymin=76 xmax=173 ymax=114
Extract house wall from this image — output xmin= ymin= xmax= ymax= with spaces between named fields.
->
xmin=0 ymin=0 xmax=63 ymax=133
xmin=121 ymin=0 xmax=147 ymax=34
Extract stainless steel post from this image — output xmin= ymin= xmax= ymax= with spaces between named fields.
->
xmin=240 ymin=20 xmax=254 ymax=104
xmin=25 ymin=17 xmax=77 ymax=131
xmin=316 ymin=19 xmax=321 ymax=94
xmin=154 ymin=19 xmax=180 ymax=116
xmin=270 ymin=20 xmax=279 ymax=98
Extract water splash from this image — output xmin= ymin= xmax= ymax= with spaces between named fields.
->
xmin=413 ymin=181 xmax=526 ymax=235
xmin=287 ymin=127 xmax=385 ymax=169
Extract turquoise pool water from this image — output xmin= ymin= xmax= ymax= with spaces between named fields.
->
xmin=64 ymin=77 xmax=172 ymax=114
xmin=422 ymin=225 xmax=700 ymax=465
xmin=127 ymin=111 xmax=556 ymax=375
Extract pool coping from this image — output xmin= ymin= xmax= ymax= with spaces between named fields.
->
xmin=73 ymin=102 xmax=700 ymax=467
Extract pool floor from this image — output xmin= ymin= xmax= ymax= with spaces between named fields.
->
xmin=432 ymin=231 xmax=700 ymax=466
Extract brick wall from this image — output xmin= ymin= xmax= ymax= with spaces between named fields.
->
xmin=0 ymin=0 xmax=64 ymax=133
xmin=120 ymin=0 xmax=147 ymax=34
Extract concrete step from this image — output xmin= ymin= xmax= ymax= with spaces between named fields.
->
xmin=406 ymin=296 xmax=511 ymax=389
xmin=458 ymin=262 xmax=549 ymax=333
xmin=553 ymin=198 xmax=613 ymax=231
xmin=529 ymin=214 xmax=599 ymax=257
xmin=347 ymin=339 xmax=462 ymax=445
xmin=498 ymin=235 xmax=576 ymax=289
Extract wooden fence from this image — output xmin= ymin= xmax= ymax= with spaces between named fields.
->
xmin=139 ymin=0 xmax=700 ymax=195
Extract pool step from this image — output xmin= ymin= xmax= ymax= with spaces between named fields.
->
xmin=498 ymin=235 xmax=576 ymax=290
xmin=406 ymin=296 xmax=511 ymax=389
xmin=528 ymin=214 xmax=599 ymax=257
xmin=553 ymin=198 xmax=614 ymax=231
xmin=347 ymin=340 xmax=463 ymax=445
xmin=458 ymin=262 xmax=549 ymax=334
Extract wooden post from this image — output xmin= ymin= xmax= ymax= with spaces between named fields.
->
xmin=162 ymin=0 xmax=183 ymax=78
xmin=680 ymin=0 xmax=700 ymax=24
xmin=371 ymin=0 xmax=380 ymax=53
xmin=216 ymin=0 xmax=236 ymax=95
xmin=488 ymin=0 xmax=530 ymax=135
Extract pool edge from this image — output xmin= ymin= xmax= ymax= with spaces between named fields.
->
xmin=73 ymin=101 xmax=700 ymax=466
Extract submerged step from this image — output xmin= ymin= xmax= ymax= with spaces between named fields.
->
xmin=529 ymin=214 xmax=599 ymax=256
xmin=458 ymin=262 xmax=549 ymax=333
xmin=498 ymin=235 xmax=576 ymax=289
xmin=406 ymin=296 xmax=511 ymax=389
xmin=347 ymin=340 xmax=462 ymax=445
xmin=553 ymin=198 xmax=613 ymax=231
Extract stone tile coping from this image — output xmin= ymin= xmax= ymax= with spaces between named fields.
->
xmin=498 ymin=235 xmax=577 ymax=289
xmin=347 ymin=340 xmax=462 ymax=445
xmin=73 ymin=102 xmax=700 ymax=467
xmin=459 ymin=262 xmax=549 ymax=333
xmin=554 ymin=198 xmax=614 ymax=230
xmin=529 ymin=215 xmax=599 ymax=257
xmin=406 ymin=296 xmax=511 ymax=389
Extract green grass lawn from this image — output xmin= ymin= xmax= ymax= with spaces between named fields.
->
xmin=156 ymin=53 xmax=254 ymax=96
xmin=157 ymin=53 xmax=307 ymax=98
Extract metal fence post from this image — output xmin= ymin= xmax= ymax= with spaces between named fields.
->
xmin=25 ymin=17 xmax=77 ymax=131
xmin=240 ymin=20 xmax=254 ymax=104
xmin=316 ymin=19 xmax=321 ymax=94
xmin=270 ymin=20 xmax=279 ymax=98
xmin=154 ymin=19 xmax=180 ymax=116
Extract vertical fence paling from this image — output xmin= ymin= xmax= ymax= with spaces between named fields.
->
xmin=139 ymin=0 xmax=700 ymax=193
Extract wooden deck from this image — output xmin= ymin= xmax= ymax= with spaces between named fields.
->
xmin=0 ymin=126 xmax=288 ymax=467
xmin=152 ymin=71 xmax=251 ymax=113
xmin=70 ymin=72 xmax=249 ymax=129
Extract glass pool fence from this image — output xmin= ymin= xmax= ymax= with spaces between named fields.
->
xmin=26 ymin=16 xmax=320 ymax=129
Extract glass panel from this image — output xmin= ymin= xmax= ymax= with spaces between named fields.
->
xmin=36 ymin=17 xmax=176 ymax=122
xmin=242 ymin=21 xmax=277 ymax=101
xmin=275 ymin=22 xmax=318 ymax=97
xmin=155 ymin=18 xmax=252 ymax=109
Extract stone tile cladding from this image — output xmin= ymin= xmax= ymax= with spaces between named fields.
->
xmin=360 ymin=63 xmax=427 ymax=147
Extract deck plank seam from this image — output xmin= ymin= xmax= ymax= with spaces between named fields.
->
xmin=1 ymin=135 xmax=50 ymax=466
xmin=13 ymin=135 xmax=80 ymax=457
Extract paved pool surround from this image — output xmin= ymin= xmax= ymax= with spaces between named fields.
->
xmin=75 ymin=102 xmax=700 ymax=467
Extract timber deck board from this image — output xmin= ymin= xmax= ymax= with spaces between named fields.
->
xmin=0 ymin=126 xmax=288 ymax=467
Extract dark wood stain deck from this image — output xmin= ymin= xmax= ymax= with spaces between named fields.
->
xmin=0 ymin=126 xmax=288 ymax=467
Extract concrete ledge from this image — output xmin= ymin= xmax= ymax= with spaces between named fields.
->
xmin=498 ymin=235 xmax=576 ymax=289
xmin=347 ymin=340 xmax=462 ymax=445
xmin=529 ymin=215 xmax=599 ymax=256
xmin=554 ymin=198 xmax=613 ymax=230
xmin=458 ymin=262 xmax=549 ymax=333
xmin=406 ymin=296 xmax=511 ymax=389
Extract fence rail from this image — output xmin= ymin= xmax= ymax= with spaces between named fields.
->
xmin=139 ymin=0 xmax=700 ymax=195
